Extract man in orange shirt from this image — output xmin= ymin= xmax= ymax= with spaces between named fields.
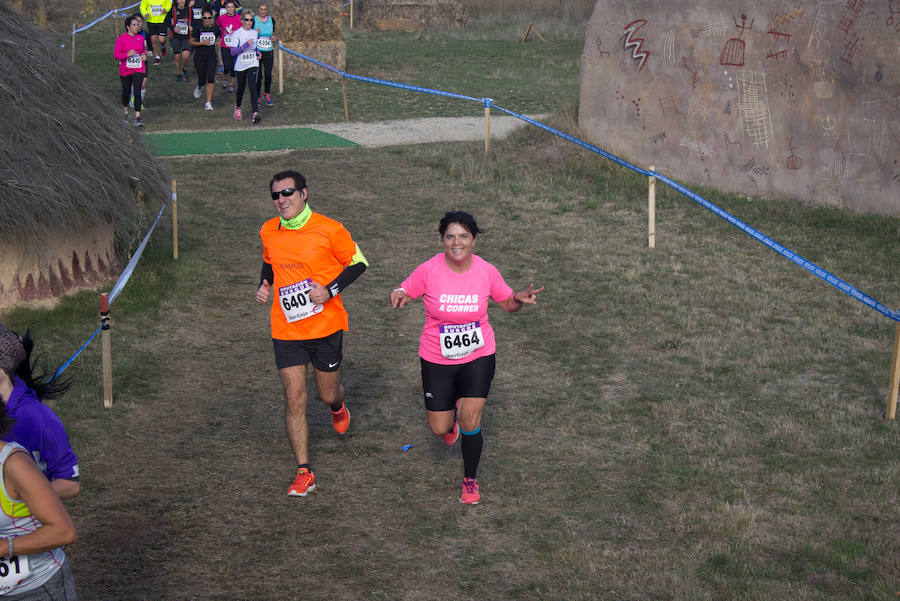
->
xmin=255 ymin=170 xmax=368 ymax=496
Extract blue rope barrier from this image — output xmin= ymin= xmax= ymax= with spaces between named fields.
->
xmin=74 ymin=1 xmax=140 ymax=34
xmin=488 ymin=103 xmax=899 ymax=322
xmin=50 ymin=200 xmax=168 ymax=381
xmin=48 ymin=326 xmax=102 ymax=383
xmin=276 ymin=49 xmax=898 ymax=322
xmin=109 ymin=201 xmax=167 ymax=305
xmin=277 ymin=44 xmax=484 ymax=104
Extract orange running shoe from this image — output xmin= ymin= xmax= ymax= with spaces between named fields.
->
xmin=287 ymin=468 xmax=316 ymax=496
xmin=459 ymin=477 xmax=480 ymax=504
xmin=331 ymin=403 xmax=350 ymax=434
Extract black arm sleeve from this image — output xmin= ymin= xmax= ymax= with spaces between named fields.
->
xmin=260 ymin=261 xmax=274 ymax=287
xmin=326 ymin=262 xmax=366 ymax=298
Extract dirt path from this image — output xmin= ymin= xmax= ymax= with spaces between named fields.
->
xmin=312 ymin=114 xmax=545 ymax=147
xmin=147 ymin=114 xmax=547 ymax=149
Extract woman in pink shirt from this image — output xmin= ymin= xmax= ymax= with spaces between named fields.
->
xmin=113 ymin=14 xmax=150 ymax=126
xmin=390 ymin=211 xmax=543 ymax=505
xmin=216 ymin=0 xmax=242 ymax=93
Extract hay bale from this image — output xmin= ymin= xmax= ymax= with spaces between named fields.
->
xmin=1 ymin=0 xmax=170 ymax=308
xmin=267 ymin=0 xmax=342 ymax=42
xmin=281 ymin=40 xmax=346 ymax=79
xmin=357 ymin=0 xmax=467 ymax=31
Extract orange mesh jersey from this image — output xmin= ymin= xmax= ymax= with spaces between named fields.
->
xmin=260 ymin=212 xmax=363 ymax=341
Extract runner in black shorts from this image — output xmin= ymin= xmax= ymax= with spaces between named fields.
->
xmin=255 ymin=170 xmax=369 ymax=497
xmin=166 ymin=0 xmax=192 ymax=81
xmin=391 ymin=211 xmax=543 ymax=505
xmin=190 ymin=9 xmax=219 ymax=109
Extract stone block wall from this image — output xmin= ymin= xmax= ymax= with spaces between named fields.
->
xmin=579 ymin=1 xmax=900 ymax=214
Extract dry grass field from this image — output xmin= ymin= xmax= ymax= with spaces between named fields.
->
xmin=3 ymin=3 xmax=898 ymax=599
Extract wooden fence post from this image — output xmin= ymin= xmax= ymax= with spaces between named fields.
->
xmin=886 ymin=321 xmax=900 ymax=420
xmin=100 ymin=293 xmax=113 ymax=408
xmin=648 ymin=165 xmax=656 ymax=248
xmin=278 ymin=44 xmax=284 ymax=94
xmin=342 ymin=77 xmax=349 ymax=121
xmin=171 ymin=179 xmax=179 ymax=260
xmin=71 ymin=23 xmax=76 ymax=63
xmin=349 ymin=0 xmax=354 ymax=29
xmin=484 ymin=101 xmax=491 ymax=155
xmin=522 ymin=23 xmax=533 ymax=43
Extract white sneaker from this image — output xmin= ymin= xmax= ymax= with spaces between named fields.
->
xmin=204 ymin=101 xmax=213 ymax=111
xmin=193 ymin=86 xmax=201 ymax=99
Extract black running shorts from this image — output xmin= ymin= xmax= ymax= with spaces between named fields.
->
xmin=170 ymin=35 xmax=190 ymax=54
xmin=420 ymin=354 xmax=495 ymax=412
xmin=273 ymin=330 xmax=343 ymax=372
xmin=147 ymin=22 xmax=167 ymax=37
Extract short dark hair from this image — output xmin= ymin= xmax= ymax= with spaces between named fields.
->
xmin=125 ymin=13 xmax=142 ymax=29
xmin=439 ymin=211 xmax=482 ymax=237
xmin=270 ymin=170 xmax=307 ymax=192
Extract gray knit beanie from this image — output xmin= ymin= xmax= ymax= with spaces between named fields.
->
xmin=0 ymin=324 xmax=25 ymax=376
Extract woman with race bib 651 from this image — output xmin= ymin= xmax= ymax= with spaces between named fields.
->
xmin=390 ymin=211 xmax=543 ymax=505
xmin=229 ymin=8 xmax=261 ymax=123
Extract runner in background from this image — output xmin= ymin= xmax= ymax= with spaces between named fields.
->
xmin=254 ymin=2 xmax=275 ymax=107
xmin=230 ymin=8 xmax=261 ymax=122
xmin=114 ymin=13 xmax=150 ymax=126
xmin=390 ymin=211 xmax=543 ymax=505
xmin=189 ymin=0 xmax=213 ymax=25
xmin=166 ymin=0 xmax=192 ymax=82
xmin=255 ymin=170 xmax=368 ymax=497
xmin=216 ymin=0 xmax=242 ymax=93
xmin=140 ymin=0 xmax=172 ymax=65
xmin=190 ymin=9 xmax=219 ymax=110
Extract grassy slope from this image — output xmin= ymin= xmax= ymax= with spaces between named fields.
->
xmin=3 ymin=12 xmax=898 ymax=601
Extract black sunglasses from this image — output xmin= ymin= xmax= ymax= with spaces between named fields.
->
xmin=202 ymin=15 xmax=213 ymax=18
xmin=243 ymin=17 xmax=254 ymax=21
xmin=271 ymin=188 xmax=300 ymax=200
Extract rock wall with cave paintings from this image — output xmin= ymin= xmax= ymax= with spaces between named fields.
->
xmin=578 ymin=1 xmax=900 ymax=215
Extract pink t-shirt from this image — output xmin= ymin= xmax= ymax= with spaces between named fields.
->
xmin=401 ymin=253 xmax=513 ymax=365
xmin=113 ymin=32 xmax=147 ymax=76
xmin=217 ymin=13 xmax=242 ymax=47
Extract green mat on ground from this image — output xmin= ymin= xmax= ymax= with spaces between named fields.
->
xmin=142 ymin=127 xmax=358 ymax=156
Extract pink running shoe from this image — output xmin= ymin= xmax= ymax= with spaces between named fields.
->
xmin=234 ymin=107 xmax=242 ymax=121
xmin=459 ymin=477 xmax=480 ymax=504
xmin=442 ymin=419 xmax=459 ymax=445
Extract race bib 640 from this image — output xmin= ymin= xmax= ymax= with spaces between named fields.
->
xmin=279 ymin=280 xmax=323 ymax=323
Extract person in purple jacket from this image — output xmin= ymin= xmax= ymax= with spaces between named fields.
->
xmin=0 ymin=324 xmax=80 ymax=500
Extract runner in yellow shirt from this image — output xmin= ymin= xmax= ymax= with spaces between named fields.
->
xmin=140 ymin=0 xmax=173 ymax=64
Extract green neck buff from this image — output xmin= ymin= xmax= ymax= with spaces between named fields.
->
xmin=280 ymin=203 xmax=312 ymax=230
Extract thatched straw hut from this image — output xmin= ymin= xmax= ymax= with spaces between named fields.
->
xmin=267 ymin=0 xmax=345 ymax=79
xmin=0 ymin=0 xmax=170 ymax=309
xmin=357 ymin=0 xmax=467 ymax=31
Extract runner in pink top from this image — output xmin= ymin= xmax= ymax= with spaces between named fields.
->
xmin=391 ymin=211 xmax=543 ymax=505
xmin=216 ymin=0 xmax=242 ymax=93
xmin=113 ymin=14 xmax=150 ymax=126
xmin=400 ymin=252 xmax=510 ymax=365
